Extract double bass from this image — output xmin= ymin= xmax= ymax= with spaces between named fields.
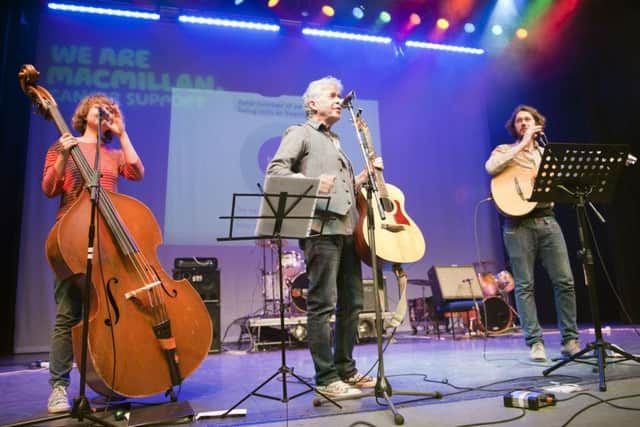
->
xmin=19 ymin=64 xmax=212 ymax=398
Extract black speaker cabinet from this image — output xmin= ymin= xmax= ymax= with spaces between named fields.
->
xmin=362 ymin=277 xmax=388 ymax=312
xmin=204 ymin=301 xmax=221 ymax=353
xmin=428 ymin=265 xmax=483 ymax=303
xmin=173 ymin=265 xmax=220 ymax=301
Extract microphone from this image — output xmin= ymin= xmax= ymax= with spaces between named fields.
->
xmin=341 ymin=90 xmax=355 ymax=107
xmin=97 ymin=106 xmax=112 ymax=121
xmin=534 ymin=131 xmax=548 ymax=147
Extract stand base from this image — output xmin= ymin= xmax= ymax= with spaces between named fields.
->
xmin=312 ymin=376 xmax=442 ymax=426
xmin=543 ymin=339 xmax=640 ymax=392
xmin=222 ymin=365 xmax=341 ymax=418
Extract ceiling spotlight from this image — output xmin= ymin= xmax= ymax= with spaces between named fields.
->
xmin=436 ymin=18 xmax=449 ymax=30
xmin=234 ymin=0 xmax=244 ymax=5
xmin=515 ymin=28 xmax=528 ymax=39
xmin=267 ymin=0 xmax=280 ymax=8
xmin=352 ymin=6 xmax=364 ymax=20
xmin=409 ymin=13 xmax=421 ymax=26
xmin=464 ymin=23 xmax=475 ymax=33
xmin=491 ymin=24 xmax=503 ymax=35
xmin=321 ymin=5 xmax=335 ymax=17
xmin=379 ymin=11 xmax=391 ymax=24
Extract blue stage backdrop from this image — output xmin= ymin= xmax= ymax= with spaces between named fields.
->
xmin=15 ymin=9 xmax=503 ymax=352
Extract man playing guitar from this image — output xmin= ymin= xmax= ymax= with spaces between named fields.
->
xmin=485 ymin=105 xmax=580 ymax=362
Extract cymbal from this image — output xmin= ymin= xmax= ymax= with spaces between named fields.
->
xmin=407 ymin=279 xmax=430 ymax=287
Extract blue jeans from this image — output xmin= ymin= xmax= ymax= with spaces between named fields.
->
xmin=503 ymin=216 xmax=579 ymax=347
xmin=49 ymin=277 xmax=82 ymax=388
xmin=300 ymin=235 xmax=363 ymax=386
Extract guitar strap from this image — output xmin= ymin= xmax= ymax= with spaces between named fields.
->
xmin=384 ymin=263 xmax=408 ymax=329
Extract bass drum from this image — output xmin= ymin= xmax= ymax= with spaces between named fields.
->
xmin=478 ymin=296 xmax=512 ymax=333
xmin=288 ymin=272 xmax=309 ymax=314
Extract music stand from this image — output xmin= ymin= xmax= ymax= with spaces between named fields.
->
xmin=533 ymin=143 xmax=640 ymax=391
xmin=217 ymin=175 xmax=341 ymax=415
xmin=311 ymin=97 xmax=442 ymax=426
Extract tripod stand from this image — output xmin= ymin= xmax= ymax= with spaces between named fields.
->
xmin=535 ymin=143 xmax=640 ymax=391
xmin=218 ymin=177 xmax=340 ymax=416
xmin=312 ymin=96 xmax=441 ymax=425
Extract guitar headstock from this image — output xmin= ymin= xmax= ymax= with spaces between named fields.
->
xmin=18 ymin=64 xmax=57 ymax=122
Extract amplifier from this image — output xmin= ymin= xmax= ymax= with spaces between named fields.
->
xmin=174 ymin=257 xmax=217 ymax=270
xmin=428 ymin=265 xmax=483 ymax=302
xmin=173 ymin=265 xmax=220 ymax=301
xmin=362 ymin=277 xmax=388 ymax=312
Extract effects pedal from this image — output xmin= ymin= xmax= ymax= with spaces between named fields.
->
xmin=503 ymin=390 xmax=556 ymax=410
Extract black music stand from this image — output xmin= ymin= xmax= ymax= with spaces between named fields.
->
xmin=217 ymin=176 xmax=341 ymax=416
xmin=534 ymin=143 xmax=640 ymax=391
xmin=311 ymin=97 xmax=441 ymax=426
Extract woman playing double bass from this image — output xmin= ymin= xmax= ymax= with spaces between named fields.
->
xmin=42 ymin=93 xmax=144 ymax=413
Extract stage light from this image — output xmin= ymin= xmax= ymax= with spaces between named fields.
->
xmin=352 ymin=6 xmax=364 ymax=20
xmin=405 ymin=40 xmax=485 ymax=55
xmin=409 ymin=13 xmax=421 ymax=26
xmin=464 ymin=23 xmax=476 ymax=33
xmin=179 ymin=15 xmax=280 ymax=32
xmin=302 ymin=27 xmax=391 ymax=44
xmin=321 ymin=5 xmax=335 ymax=17
xmin=289 ymin=324 xmax=307 ymax=341
xmin=267 ymin=0 xmax=280 ymax=8
xmin=234 ymin=0 xmax=244 ymax=5
xmin=491 ymin=24 xmax=503 ymax=35
xmin=436 ymin=18 xmax=450 ymax=30
xmin=515 ymin=28 xmax=528 ymax=39
xmin=379 ymin=11 xmax=391 ymax=24
xmin=48 ymin=3 xmax=160 ymax=20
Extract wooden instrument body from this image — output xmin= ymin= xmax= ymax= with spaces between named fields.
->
xmin=490 ymin=164 xmax=538 ymax=217
xmin=46 ymin=191 xmax=212 ymax=397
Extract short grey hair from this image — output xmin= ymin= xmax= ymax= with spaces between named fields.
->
xmin=302 ymin=76 xmax=343 ymax=118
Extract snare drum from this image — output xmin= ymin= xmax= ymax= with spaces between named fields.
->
xmin=278 ymin=251 xmax=305 ymax=278
xmin=478 ymin=296 xmax=512 ymax=333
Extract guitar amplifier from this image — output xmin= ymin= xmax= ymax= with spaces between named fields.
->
xmin=428 ymin=265 xmax=483 ymax=303
xmin=174 ymin=257 xmax=217 ymax=271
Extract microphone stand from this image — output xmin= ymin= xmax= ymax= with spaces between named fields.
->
xmin=69 ymin=109 xmax=115 ymax=425
xmin=312 ymin=93 xmax=442 ymax=425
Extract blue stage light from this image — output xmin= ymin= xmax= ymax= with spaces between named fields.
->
xmin=48 ymin=3 xmax=160 ymax=20
xmin=179 ymin=15 xmax=280 ymax=32
xmin=302 ymin=28 xmax=391 ymax=44
xmin=464 ymin=23 xmax=476 ymax=33
xmin=352 ymin=7 xmax=364 ymax=20
xmin=405 ymin=40 xmax=485 ymax=55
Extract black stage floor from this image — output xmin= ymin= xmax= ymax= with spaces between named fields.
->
xmin=2 ymin=324 xmax=639 ymax=426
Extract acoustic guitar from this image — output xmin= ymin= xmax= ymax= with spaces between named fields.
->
xmin=490 ymin=163 xmax=538 ymax=217
xmin=353 ymin=114 xmax=426 ymax=266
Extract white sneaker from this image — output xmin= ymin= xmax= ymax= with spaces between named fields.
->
xmin=343 ymin=372 xmax=376 ymax=388
xmin=530 ymin=342 xmax=547 ymax=362
xmin=316 ymin=380 xmax=362 ymax=398
xmin=561 ymin=339 xmax=581 ymax=357
xmin=47 ymin=385 xmax=71 ymax=413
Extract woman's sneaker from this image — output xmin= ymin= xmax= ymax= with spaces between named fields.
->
xmin=47 ymin=385 xmax=71 ymax=413
xmin=316 ymin=380 xmax=362 ymax=398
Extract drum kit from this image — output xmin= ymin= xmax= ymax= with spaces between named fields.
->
xmin=257 ymin=240 xmax=308 ymax=315
xmin=476 ymin=269 xmax=519 ymax=333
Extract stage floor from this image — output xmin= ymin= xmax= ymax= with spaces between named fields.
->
xmin=2 ymin=324 xmax=639 ymax=426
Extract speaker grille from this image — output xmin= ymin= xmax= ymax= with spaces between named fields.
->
xmin=428 ymin=265 xmax=483 ymax=302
